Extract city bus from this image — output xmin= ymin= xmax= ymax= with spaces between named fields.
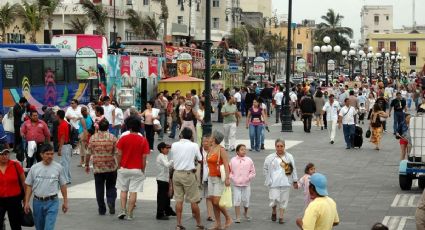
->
xmin=0 ymin=44 xmax=90 ymax=113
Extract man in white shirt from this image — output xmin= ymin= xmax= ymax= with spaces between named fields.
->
xmin=102 ymin=96 xmax=116 ymax=133
xmin=234 ymin=88 xmax=242 ymax=112
xmin=322 ymin=94 xmax=340 ymax=144
xmin=338 ymin=98 xmax=357 ymax=149
xmin=169 ymin=128 xmax=204 ymax=229
xmin=273 ymin=86 xmax=284 ymax=123
xmin=65 ymin=99 xmax=82 ymax=129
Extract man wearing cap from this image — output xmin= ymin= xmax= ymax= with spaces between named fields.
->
xmin=24 ymin=144 xmax=68 ymax=230
xmin=296 ymin=173 xmax=339 ymax=230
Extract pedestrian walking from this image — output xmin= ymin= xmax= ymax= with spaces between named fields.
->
xmin=322 ymin=94 xmax=340 ymax=144
xmin=20 ymin=110 xmax=50 ymax=168
xmin=296 ymin=173 xmax=339 ymax=229
xmin=102 ymin=96 xmax=116 ymax=134
xmin=86 ymin=119 xmax=118 ymax=215
xmin=116 ymin=117 xmax=150 ymax=220
xmin=13 ymin=97 xmax=27 ymax=153
xmin=246 ymin=98 xmax=267 ymax=152
xmin=200 ymin=135 xmax=214 ymax=222
xmin=298 ymin=163 xmax=316 ymax=209
xmin=338 ymin=98 xmax=357 ymax=149
xmin=300 ymin=94 xmax=316 ymax=133
xmin=141 ymin=101 xmax=157 ymax=151
xmin=234 ymin=87 xmax=242 ymax=112
xmin=2 ymin=108 xmax=14 ymax=148
xmin=206 ymin=130 xmax=232 ymax=229
xmin=191 ymin=89 xmax=200 ymax=112
xmin=222 ymin=96 xmax=240 ymax=151
xmin=263 ymin=139 xmax=298 ymax=224
xmin=169 ymin=128 xmax=204 ymax=230
xmin=155 ymin=142 xmax=176 ymax=220
xmin=397 ymin=113 xmax=412 ymax=160
xmin=77 ymin=106 xmax=93 ymax=167
xmin=274 ymin=86 xmax=284 ymax=123
xmin=389 ymin=92 xmax=407 ymax=136
xmin=217 ymin=89 xmax=227 ymax=122
xmin=111 ymin=100 xmax=124 ymax=137
xmin=375 ymin=94 xmax=388 ymax=132
xmin=369 ymin=104 xmax=388 ymax=151
xmin=0 ymin=145 xmax=26 ymax=230
xmin=24 ymin=144 xmax=69 ymax=230
xmin=65 ymin=99 xmax=82 ymax=155
xmin=314 ymin=90 xmax=325 ymax=130
xmin=155 ymin=92 xmax=168 ymax=140
xmin=229 ymin=144 xmax=256 ymax=223
xmin=57 ymin=110 xmax=73 ymax=184
xmin=180 ymin=100 xmax=201 ymax=141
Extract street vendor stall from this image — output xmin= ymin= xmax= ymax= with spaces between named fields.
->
xmin=158 ymin=76 xmax=205 ymax=96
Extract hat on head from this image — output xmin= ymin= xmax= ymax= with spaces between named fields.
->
xmin=0 ymin=145 xmax=10 ymax=154
xmin=157 ymin=142 xmax=171 ymax=152
xmin=310 ymin=173 xmax=328 ymax=196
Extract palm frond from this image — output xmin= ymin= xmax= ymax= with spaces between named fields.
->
xmin=126 ymin=8 xmax=144 ymax=37
xmin=80 ymin=0 xmax=107 ymax=35
xmin=66 ymin=17 xmax=89 ymax=34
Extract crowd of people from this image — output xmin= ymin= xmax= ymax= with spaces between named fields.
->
xmin=2 ymin=72 xmax=425 ymax=229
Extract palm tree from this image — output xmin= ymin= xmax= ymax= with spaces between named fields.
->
xmin=38 ymin=0 xmax=60 ymax=42
xmin=245 ymin=23 xmax=266 ymax=56
xmin=0 ymin=3 xmax=20 ymax=43
xmin=228 ymin=28 xmax=248 ymax=52
xmin=18 ymin=1 xmax=45 ymax=43
xmin=152 ymin=0 xmax=168 ymax=40
xmin=126 ymin=9 xmax=144 ymax=38
xmin=142 ymin=16 xmax=161 ymax=40
xmin=66 ymin=17 xmax=89 ymax=34
xmin=80 ymin=0 xmax=107 ymax=35
xmin=315 ymin=9 xmax=353 ymax=50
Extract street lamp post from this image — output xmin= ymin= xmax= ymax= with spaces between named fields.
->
xmin=281 ymin=0 xmax=292 ymax=132
xmin=313 ymin=36 xmax=340 ymax=86
xmin=202 ymin=0 xmax=212 ymax=136
xmin=366 ymin=46 xmax=374 ymax=84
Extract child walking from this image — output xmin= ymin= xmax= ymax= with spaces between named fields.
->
xmin=156 ymin=142 xmax=176 ymax=220
xmin=298 ymin=163 xmax=316 ymax=209
xmin=229 ymin=144 xmax=256 ymax=223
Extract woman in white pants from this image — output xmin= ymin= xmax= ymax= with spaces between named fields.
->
xmin=322 ymin=94 xmax=340 ymax=144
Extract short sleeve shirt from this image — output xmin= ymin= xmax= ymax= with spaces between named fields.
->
xmin=57 ymin=120 xmax=70 ymax=143
xmin=222 ymin=103 xmax=238 ymax=124
xmin=391 ymin=98 xmax=406 ymax=112
xmin=116 ymin=133 xmax=150 ymax=169
xmin=302 ymin=197 xmax=339 ymax=230
xmin=25 ymin=161 xmax=67 ymax=197
xmin=88 ymin=131 xmax=117 ymax=173
xmin=323 ymin=102 xmax=340 ymax=121
xmin=234 ymin=92 xmax=242 ymax=103
xmin=170 ymin=139 xmax=202 ymax=171
xmin=338 ymin=106 xmax=357 ymax=125
xmin=65 ymin=107 xmax=82 ymax=129
xmin=0 ymin=160 xmax=24 ymax=197
xmin=274 ymin=92 xmax=284 ymax=106
xmin=103 ymin=104 xmax=116 ymax=124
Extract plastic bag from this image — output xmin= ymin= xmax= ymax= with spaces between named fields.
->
xmin=219 ymin=187 xmax=233 ymax=208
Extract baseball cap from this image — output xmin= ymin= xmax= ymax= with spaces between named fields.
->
xmin=0 ymin=145 xmax=10 ymax=154
xmin=157 ymin=142 xmax=171 ymax=152
xmin=310 ymin=173 xmax=328 ymax=196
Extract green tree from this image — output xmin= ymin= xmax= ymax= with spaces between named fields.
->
xmin=18 ymin=1 xmax=45 ymax=43
xmin=228 ymin=27 xmax=248 ymax=53
xmin=80 ymin=0 xmax=107 ymax=35
xmin=38 ymin=0 xmax=60 ymax=41
xmin=315 ymin=9 xmax=353 ymax=50
xmin=152 ymin=0 xmax=168 ymax=40
xmin=142 ymin=15 xmax=161 ymax=40
xmin=66 ymin=17 xmax=89 ymax=34
xmin=126 ymin=8 xmax=144 ymax=38
xmin=0 ymin=3 xmax=20 ymax=43
xmin=245 ymin=23 xmax=266 ymax=56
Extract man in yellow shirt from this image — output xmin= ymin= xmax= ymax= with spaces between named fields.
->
xmin=296 ymin=173 xmax=339 ymax=230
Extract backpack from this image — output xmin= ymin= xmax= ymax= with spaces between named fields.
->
xmin=68 ymin=123 xmax=79 ymax=148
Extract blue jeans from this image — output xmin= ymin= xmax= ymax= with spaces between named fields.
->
xmin=169 ymin=120 xmax=178 ymax=138
xmin=249 ymin=124 xmax=263 ymax=151
xmin=33 ymin=198 xmax=59 ymax=230
xmin=159 ymin=113 xmax=166 ymax=139
xmin=94 ymin=171 xmax=117 ymax=214
xmin=60 ymin=144 xmax=72 ymax=184
xmin=241 ymin=100 xmax=246 ymax=116
xmin=342 ymin=124 xmax=355 ymax=148
xmin=393 ymin=111 xmax=405 ymax=135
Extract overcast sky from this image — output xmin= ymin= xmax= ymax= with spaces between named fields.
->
xmin=272 ymin=0 xmax=425 ymax=41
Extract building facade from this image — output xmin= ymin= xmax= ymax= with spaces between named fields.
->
xmin=360 ymin=5 xmax=393 ymax=45
xmin=367 ymin=33 xmax=425 ymax=73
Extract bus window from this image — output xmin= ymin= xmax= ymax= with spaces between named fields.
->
xmin=65 ymin=59 xmax=76 ymax=82
xmin=2 ymin=60 xmax=17 ymax=88
xmin=17 ymin=59 xmax=30 ymax=86
xmin=30 ymin=59 xmax=44 ymax=85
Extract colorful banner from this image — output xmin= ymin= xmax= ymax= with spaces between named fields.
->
xmin=76 ymin=47 xmax=98 ymax=80
xmin=177 ymin=60 xmax=193 ymax=76
xmin=149 ymin=57 xmax=158 ymax=78
xmin=120 ymin=56 xmax=130 ymax=77
xmin=78 ymin=36 xmax=104 ymax=58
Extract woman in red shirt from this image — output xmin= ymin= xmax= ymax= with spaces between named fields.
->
xmin=0 ymin=146 xmax=26 ymax=229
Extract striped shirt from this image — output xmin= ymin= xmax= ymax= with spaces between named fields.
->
xmin=87 ymin=131 xmax=118 ymax=173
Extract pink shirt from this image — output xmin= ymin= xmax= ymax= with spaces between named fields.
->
xmin=298 ymin=174 xmax=313 ymax=208
xmin=20 ymin=119 xmax=50 ymax=143
xmin=229 ymin=155 xmax=256 ymax=186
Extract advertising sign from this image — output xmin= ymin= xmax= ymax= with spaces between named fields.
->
xmin=253 ymin=56 xmax=266 ymax=74
xmin=297 ymin=58 xmax=307 ymax=72
xmin=130 ymin=56 xmax=149 ymax=78
xmin=76 ymin=47 xmax=98 ymax=80
xmin=149 ymin=57 xmax=159 ymax=78
xmin=120 ymin=56 xmax=131 ymax=77
xmin=327 ymin=60 xmax=335 ymax=71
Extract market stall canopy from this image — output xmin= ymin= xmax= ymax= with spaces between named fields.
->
xmin=159 ymin=76 xmax=204 ymax=95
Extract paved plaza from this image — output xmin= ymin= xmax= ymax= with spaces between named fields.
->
xmin=10 ymin=116 xmax=420 ymax=230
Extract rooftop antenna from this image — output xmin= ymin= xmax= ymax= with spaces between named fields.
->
xmin=413 ymin=0 xmax=417 ymax=30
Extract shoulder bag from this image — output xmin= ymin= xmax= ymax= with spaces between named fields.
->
xmin=13 ymin=162 xmax=34 ymax=227
xmin=276 ymin=153 xmax=293 ymax=176
xmin=217 ymin=147 xmax=226 ymax=182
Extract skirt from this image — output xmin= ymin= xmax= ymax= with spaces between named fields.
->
xmin=370 ymin=126 xmax=383 ymax=145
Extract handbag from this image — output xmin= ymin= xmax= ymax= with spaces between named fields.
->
xmin=13 ymin=163 xmax=35 ymax=227
xmin=276 ymin=153 xmax=293 ymax=176
xmin=217 ymin=147 xmax=226 ymax=182
xmin=365 ymin=129 xmax=371 ymax=138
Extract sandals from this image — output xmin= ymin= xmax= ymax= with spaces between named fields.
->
xmin=176 ymin=225 xmax=186 ymax=230
xmin=196 ymin=225 xmax=205 ymax=230
xmin=271 ymin=213 xmax=277 ymax=222
xmin=279 ymin=218 xmax=285 ymax=224
xmin=207 ymin=217 xmax=214 ymax=222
